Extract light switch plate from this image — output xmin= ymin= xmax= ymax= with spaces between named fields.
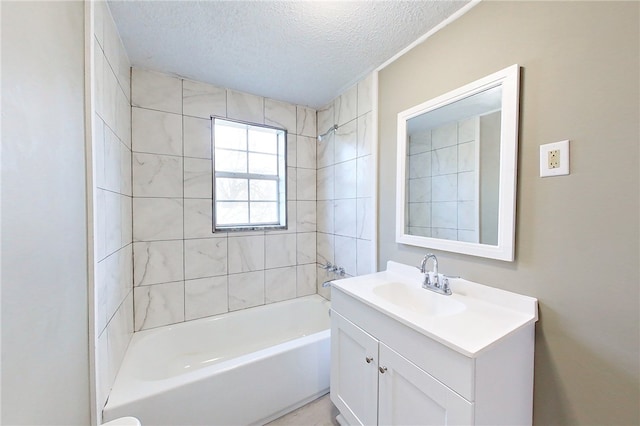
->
xmin=540 ymin=140 xmax=570 ymax=177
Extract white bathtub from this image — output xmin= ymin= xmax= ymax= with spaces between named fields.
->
xmin=103 ymin=295 xmax=331 ymax=425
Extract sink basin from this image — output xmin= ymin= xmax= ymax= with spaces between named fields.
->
xmin=373 ymin=282 xmax=466 ymax=317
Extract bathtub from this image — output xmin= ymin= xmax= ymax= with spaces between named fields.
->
xmin=103 ymin=295 xmax=331 ymax=425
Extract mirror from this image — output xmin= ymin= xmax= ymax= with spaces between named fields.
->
xmin=396 ymin=65 xmax=520 ymax=261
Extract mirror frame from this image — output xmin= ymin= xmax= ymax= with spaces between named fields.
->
xmin=396 ymin=64 xmax=520 ymax=261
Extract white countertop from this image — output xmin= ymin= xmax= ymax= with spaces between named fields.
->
xmin=331 ymin=261 xmax=538 ymax=357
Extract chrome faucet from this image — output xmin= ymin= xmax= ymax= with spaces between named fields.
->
xmin=419 ymin=253 xmax=452 ymax=295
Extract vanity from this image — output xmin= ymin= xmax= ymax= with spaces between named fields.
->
xmin=330 ymin=261 xmax=538 ymax=426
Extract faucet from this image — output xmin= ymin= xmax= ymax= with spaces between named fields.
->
xmin=419 ymin=253 xmax=452 ymax=295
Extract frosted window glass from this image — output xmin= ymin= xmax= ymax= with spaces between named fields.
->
xmin=250 ymin=202 xmax=278 ymax=223
xmin=217 ymin=202 xmax=249 ymax=225
xmin=215 ymin=123 xmax=246 ymax=150
xmin=215 ymin=149 xmax=247 ymax=173
xmin=216 ymin=178 xmax=248 ymax=201
xmin=249 ymin=129 xmax=278 ymax=154
xmin=249 ymin=153 xmax=277 ymax=175
xmin=250 ymin=180 xmax=278 ymax=201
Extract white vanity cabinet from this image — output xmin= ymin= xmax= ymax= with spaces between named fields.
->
xmin=331 ymin=311 xmax=472 ymax=426
xmin=329 ymin=266 xmax=538 ymax=426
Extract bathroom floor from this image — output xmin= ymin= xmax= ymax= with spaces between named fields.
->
xmin=266 ymin=394 xmax=339 ymax=426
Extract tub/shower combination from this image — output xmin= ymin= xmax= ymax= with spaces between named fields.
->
xmin=103 ymin=295 xmax=331 ymax=426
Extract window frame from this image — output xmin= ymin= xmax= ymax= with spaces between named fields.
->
xmin=211 ymin=116 xmax=288 ymax=232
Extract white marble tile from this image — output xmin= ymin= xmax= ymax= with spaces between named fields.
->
xmin=317 ymin=200 xmax=334 ymax=234
xmin=120 ymin=195 xmax=132 ymax=246
xmin=95 ymin=258 xmax=109 ymax=332
xmin=131 ymin=68 xmax=182 ymax=114
xmin=334 ymin=160 xmax=356 ymax=199
xmin=95 ymin=327 xmax=110 ymax=410
xmin=133 ymin=197 xmax=183 ymax=241
xmin=228 ymin=235 xmax=265 ymax=273
xmin=409 ymin=226 xmax=431 ymax=237
xmin=357 ymin=73 xmax=374 ymax=116
xmin=296 ymin=264 xmax=317 ymax=297
xmin=409 ymin=130 xmax=432 ymax=155
xmin=458 ymin=141 xmax=475 ymax=172
xmin=184 ymin=237 xmax=228 ymax=279
xmin=432 ymin=122 xmax=458 ymax=149
xmin=409 ymin=177 xmax=431 ymax=203
xmin=96 ymin=189 xmax=107 ymax=260
xmin=431 ymin=174 xmax=457 ymax=202
xmin=296 ymin=168 xmax=316 ymax=201
xmin=458 ymin=117 xmax=477 ymax=143
xmin=183 ymin=78 xmax=226 ymax=119
xmin=357 ymin=155 xmax=373 ymax=198
xmin=94 ymin=118 xmax=106 ymax=190
xmin=431 ymin=201 xmax=457 ymax=229
xmin=185 ymin=276 xmax=228 ymax=320
xmin=458 ymin=171 xmax=476 ymax=201
xmin=316 ymin=232 xmax=335 ymax=265
xmin=227 ymin=89 xmax=264 ymax=124
xmin=133 ymin=153 xmax=183 ymax=198
xmin=296 ymin=200 xmax=316 ymax=232
xmin=265 ymin=267 xmax=297 ymax=304
xmin=287 ymin=134 xmax=297 ymax=168
xmin=458 ymin=229 xmax=477 ymax=243
xmin=132 ymin=107 xmax=182 ymax=156
xmin=94 ymin=41 xmax=105 ymax=120
xmin=409 ymin=151 xmax=431 ymax=179
xmin=317 ymin=102 xmax=335 ymax=138
xmin=316 ymin=265 xmax=332 ymax=300
xmin=105 ymin=246 xmax=132 ymax=320
xmin=296 ymin=232 xmax=316 ymax=265
xmin=184 ymin=157 xmax=212 ymax=199
xmin=133 ymin=240 xmax=184 ymax=286
xmin=265 ymin=98 xmax=296 ymax=132
xmin=432 ymin=227 xmax=457 ymax=241
xmin=336 ymin=85 xmax=357 ymax=126
xmin=116 ymin=86 xmax=131 ymax=149
xmin=356 ymin=197 xmax=373 ymax=241
xmin=106 ymin=292 xmax=133 ymax=388
xmin=104 ymin=190 xmax=122 ymax=255
xmin=335 ymin=236 xmax=357 ymax=276
xmin=296 ymin=135 xmax=317 ymax=169
xmin=120 ymin=143 xmax=132 ymax=197
xmin=357 ymin=111 xmax=373 ymax=157
xmin=134 ymin=281 xmax=185 ymax=331
xmin=296 ymin=106 xmax=316 ymax=137
xmin=265 ymin=233 xmax=297 ymax=269
xmin=356 ymin=239 xmax=374 ymax=276
xmin=432 ymin=145 xmax=458 ymax=176
xmin=408 ymin=202 xmax=431 ymax=228
xmin=317 ymin=131 xmax=334 ymax=168
xmin=102 ymin=58 xmax=118 ymax=131
xmin=183 ymin=116 xmax=212 ymax=159
xmin=334 ymin=199 xmax=357 ymax=238
xmin=184 ymin=199 xmax=215 ymax=239
xmin=458 ymin=201 xmax=476 ymax=230
xmin=287 ymin=166 xmax=297 ymax=201
xmin=104 ymin=127 xmax=122 ymax=193
xmin=316 ymin=166 xmax=334 ymax=201
xmin=334 ymin=119 xmax=357 ymax=163
xmin=228 ymin=271 xmax=264 ymax=311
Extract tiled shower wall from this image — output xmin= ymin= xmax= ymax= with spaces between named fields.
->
xmin=92 ymin=1 xmax=133 ymax=415
xmin=131 ymin=68 xmax=319 ymax=331
xmin=316 ymin=73 xmax=375 ymax=297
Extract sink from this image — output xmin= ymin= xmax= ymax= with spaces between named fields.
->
xmin=373 ymin=282 xmax=466 ymax=317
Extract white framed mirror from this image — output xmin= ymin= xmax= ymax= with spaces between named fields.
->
xmin=396 ymin=64 xmax=520 ymax=261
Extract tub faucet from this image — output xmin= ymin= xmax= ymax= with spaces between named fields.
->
xmin=419 ymin=253 xmax=452 ymax=295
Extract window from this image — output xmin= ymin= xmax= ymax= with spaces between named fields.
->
xmin=212 ymin=117 xmax=287 ymax=231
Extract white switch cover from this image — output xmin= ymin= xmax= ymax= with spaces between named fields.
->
xmin=540 ymin=140 xmax=570 ymax=177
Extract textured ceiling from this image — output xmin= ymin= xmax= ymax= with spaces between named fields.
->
xmin=108 ymin=1 xmax=469 ymax=108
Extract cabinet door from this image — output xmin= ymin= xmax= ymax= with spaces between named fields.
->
xmin=378 ymin=343 xmax=474 ymax=426
xmin=331 ymin=311 xmax=379 ymax=426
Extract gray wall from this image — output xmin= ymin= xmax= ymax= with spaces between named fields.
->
xmin=1 ymin=1 xmax=91 ymax=424
xmin=378 ymin=2 xmax=639 ymax=425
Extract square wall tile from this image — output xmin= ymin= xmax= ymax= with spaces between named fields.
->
xmin=356 ymin=155 xmax=373 ymax=198
xmin=334 ymin=160 xmax=356 ymax=199
xmin=183 ymin=116 xmax=212 ymax=159
xmin=431 ymin=174 xmax=457 ymax=202
xmin=228 ymin=235 xmax=265 ymax=273
xmin=265 ymin=267 xmax=297 ymax=304
xmin=265 ymin=98 xmax=296 ymax=132
xmin=133 ymin=197 xmax=183 ymax=241
xmin=133 ymin=240 xmax=184 ymax=286
xmin=296 ymin=264 xmax=317 ymax=297
xmin=287 ymin=135 xmax=297 ymax=167
xmin=228 ymin=271 xmax=265 ymax=311
xmin=296 ymin=168 xmax=316 ymax=201
xmin=184 ymin=237 xmax=227 ymax=279
xmin=183 ymin=79 xmax=226 ymax=119
xmin=431 ymin=201 xmax=457 ymax=229
xmin=409 ymin=151 xmax=431 ymax=180
xmin=185 ymin=276 xmax=228 ymax=320
xmin=317 ymin=103 xmax=335 ymax=138
xmin=408 ymin=202 xmax=431 ymax=228
xmin=317 ymin=131 xmax=334 ymax=168
xmin=297 ymin=106 xmax=316 ymax=137
xmin=227 ymin=89 xmax=263 ymax=124
xmin=334 ymin=119 xmax=357 ymax=163
xmin=432 ymin=122 xmax=457 ymax=150
xmin=356 ymin=198 xmax=373 ymax=241
xmin=317 ymin=166 xmax=334 ymax=201
xmin=317 ymin=232 xmax=335 ymax=265
xmin=132 ymin=153 xmax=183 ymax=198
xmin=357 ymin=112 xmax=373 ymax=157
xmin=334 ymin=199 xmax=357 ymax=238
xmin=357 ymin=239 xmax=374 ymax=276
xmin=184 ymin=157 xmax=212 ymax=199
xmin=317 ymin=200 xmax=334 ymax=234
xmin=336 ymin=85 xmax=357 ymax=126
xmin=409 ymin=130 xmax=432 ymax=155
xmin=458 ymin=141 xmax=476 ymax=172
xmin=296 ymin=232 xmax=316 ymax=265
xmin=409 ymin=177 xmax=431 ymax=203
xmin=297 ymin=136 xmax=317 ymax=169
xmin=335 ymin=236 xmax=357 ymax=276
xmin=132 ymin=68 xmax=182 ymax=114
xmin=132 ymin=107 xmax=182 ymax=156
xmin=134 ymin=281 xmax=185 ymax=331
xmin=265 ymin=234 xmax=296 ymax=269
xmin=296 ymin=200 xmax=316 ymax=232
xmin=432 ymin=145 xmax=458 ymax=176
xmin=183 ymin=199 xmax=214 ymax=239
